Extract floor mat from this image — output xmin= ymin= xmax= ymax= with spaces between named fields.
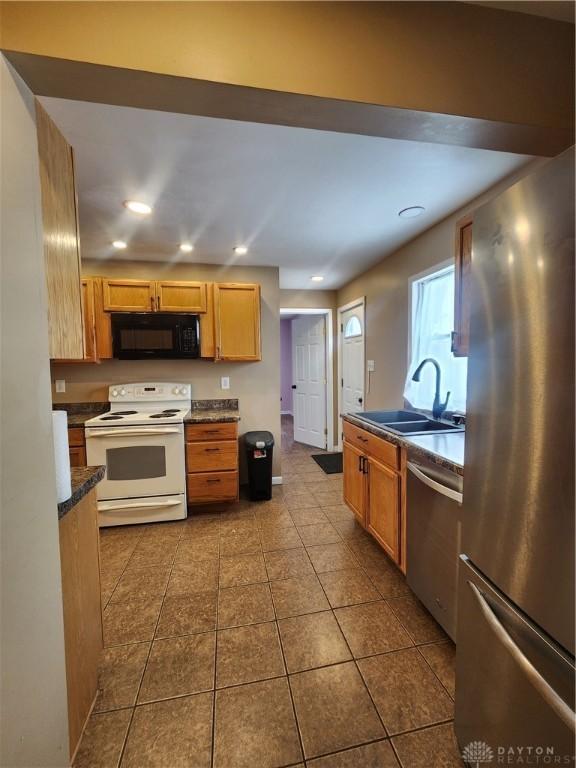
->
xmin=311 ymin=452 xmax=343 ymax=474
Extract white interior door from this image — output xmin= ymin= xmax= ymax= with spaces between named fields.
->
xmin=292 ymin=315 xmax=327 ymax=449
xmin=341 ymin=303 xmax=365 ymax=424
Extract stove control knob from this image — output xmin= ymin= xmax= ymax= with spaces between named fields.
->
xmin=120 ymin=388 xmax=126 ymax=397
xmin=179 ymin=387 xmax=187 ymax=395
xmin=172 ymin=386 xmax=179 ymax=395
xmin=111 ymin=389 xmax=118 ymax=397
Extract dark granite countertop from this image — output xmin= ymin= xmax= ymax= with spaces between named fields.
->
xmin=343 ymin=413 xmax=464 ymax=476
xmin=185 ymin=399 xmax=240 ymax=424
xmin=58 ymin=466 xmax=105 ymax=520
xmin=53 ymin=402 xmax=108 ymax=427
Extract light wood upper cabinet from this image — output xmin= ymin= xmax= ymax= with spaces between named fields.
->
xmin=343 ymin=441 xmax=366 ymax=524
xmin=36 ymin=102 xmax=84 ymax=360
xmin=200 ymin=282 xmax=216 ymax=358
xmin=366 ymin=456 xmax=400 ymax=562
xmin=156 ymin=281 xmax=207 ymax=313
xmin=81 ymin=278 xmax=97 ymax=361
xmin=102 ymin=278 xmax=156 ymax=312
xmin=214 ymin=283 xmax=261 ymax=361
xmin=452 ymin=215 xmax=472 ymax=357
xmin=93 ymin=277 xmax=113 ymax=359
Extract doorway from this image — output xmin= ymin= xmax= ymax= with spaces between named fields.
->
xmin=338 ymin=298 xmax=366 ymax=448
xmin=280 ymin=308 xmax=334 ymax=451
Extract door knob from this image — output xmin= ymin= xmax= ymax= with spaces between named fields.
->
xmin=291 ymin=385 xmax=297 ymax=389
xmin=358 ymin=397 xmax=363 ymax=404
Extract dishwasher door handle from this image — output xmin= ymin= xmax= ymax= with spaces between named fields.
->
xmin=407 ymin=461 xmax=463 ymax=504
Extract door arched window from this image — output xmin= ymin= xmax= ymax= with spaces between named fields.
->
xmin=344 ymin=315 xmax=362 ymax=338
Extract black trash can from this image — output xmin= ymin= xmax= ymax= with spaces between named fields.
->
xmin=244 ymin=431 xmax=274 ymax=501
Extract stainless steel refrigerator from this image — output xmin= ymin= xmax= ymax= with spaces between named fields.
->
xmin=455 ymin=148 xmax=575 ymax=763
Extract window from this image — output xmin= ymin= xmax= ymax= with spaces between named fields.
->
xmin=344 ymin=315 xmax=362 ymax=338
xmin=404 ymin=265 xmax=467 ymax=413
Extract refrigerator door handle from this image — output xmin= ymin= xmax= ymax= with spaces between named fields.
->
xmin=407 ymin=462 xmax=463 ymax=504
xmin=469 ymin=581 xmax=576 ymax=732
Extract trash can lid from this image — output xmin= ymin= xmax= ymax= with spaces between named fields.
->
xmin=245 ymin=430 xmax=274 ymax=448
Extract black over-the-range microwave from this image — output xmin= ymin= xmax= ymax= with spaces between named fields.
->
xmin=111 ymin=313 xmax=200 ymax=359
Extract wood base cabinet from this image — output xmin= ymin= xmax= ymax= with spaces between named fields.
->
xmin=185 ymin=422 xmax=239 ymax=504
xmin=343 ymin=441 xmax=366 ymax=523
xmin=343 ymin=421 xmax=405 ymax=571
xmin=58 ymin=488 xmax=103 ymax=760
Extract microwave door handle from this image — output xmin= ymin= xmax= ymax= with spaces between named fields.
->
xmin=469 ymin=581 xmax=576 ymax=732
xmin=87 ymin=428 xmax=181 ymax=438
xmin=99 ymin=499 xmax=182 ymax=512
xmin=407 ymin=461 xmax=463 ymax=504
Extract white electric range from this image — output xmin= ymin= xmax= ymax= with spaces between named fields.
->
xmin=85 ymin=382 xmax=191 ymax=527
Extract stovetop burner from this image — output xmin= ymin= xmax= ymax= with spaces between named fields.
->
xmin=149 ymin=413 xmax=172 ymax=419
xmin=101 ymin=415 xmax=124 ymax=420
xmin=114 ymin=410 xmax=138 ymax=415
xmin=162 ymin=409 xmax=179 ymax=414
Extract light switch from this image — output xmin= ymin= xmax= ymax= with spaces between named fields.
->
xmin=367 ymin=360 xmax=375 ymax=372
xmin=221 ymin=376 xmax=230 ymax=390
xmin=55 ymin=379 xmax=66 ymax=393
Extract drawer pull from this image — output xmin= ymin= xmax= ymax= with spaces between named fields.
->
xmin=205 ymin=447 xmax=220 ymax=452
xmin=206 ymin=478 xmax=221 ymax=484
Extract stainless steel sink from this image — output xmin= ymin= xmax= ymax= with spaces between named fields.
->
xmin=353 ymin=410 xmax=464 ymax=436
xmin=358 ymin=410 xmax=423 ymax=424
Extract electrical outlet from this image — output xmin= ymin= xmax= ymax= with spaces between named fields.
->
xmin=221 ymin=376 xmax=230 ymax=390
xmin=367 ymin=360 xmax=375 ymax=372
xmin=55 ymin=379 xmax=66 ymax=393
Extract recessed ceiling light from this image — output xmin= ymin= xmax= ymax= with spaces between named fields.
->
xmin=398 ymin=206 xmax=425 ymax=219
xmin=180 ymin=243 xmax=194 ymax=253
xmin=112 ymin=240 xmax=127 ymax=250
xmin=124 ymin=200 xmax=152 ymax=215
xmin=234 ymin=246 xmax=248 ymax=255
xmin=311 ymin=276 xmax=324 ymax=282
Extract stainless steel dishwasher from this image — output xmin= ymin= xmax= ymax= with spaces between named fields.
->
xmin=406 ymin=458 xmax=463 ymax=641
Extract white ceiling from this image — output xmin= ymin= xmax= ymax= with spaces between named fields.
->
xmin=41 ymin=97 xmax=530 ymax=289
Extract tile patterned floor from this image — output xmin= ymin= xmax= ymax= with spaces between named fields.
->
xmin=75 ymin=416 xmax=463 ymax=768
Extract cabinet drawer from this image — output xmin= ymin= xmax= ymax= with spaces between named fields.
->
xmin=187 ymin=471 xmax=238 ymax=503
xmin=186 ymin=441 xmax=238 ymax=472
xmin=68 ymin=427 xmax=85 ymax=447
xmin=185 ymin=422 xmax=238 ymax=442
xmin=343 ymin=421 xmax=399 ymax=471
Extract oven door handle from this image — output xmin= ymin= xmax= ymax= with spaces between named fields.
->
xmin=87 ymin=428 xmax=181 ymax=438
xmin=99 ymin=499 xmax=182 ymax=512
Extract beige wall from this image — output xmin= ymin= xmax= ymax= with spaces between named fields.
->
xmin=52 ymin=260 xmax=282 ymax=475
xmin=1 ymin=2 xmax=573 ymax=134
xmin=336 ymin=159 xmax=545 ymax=411
xmin=0 ymin=56 xmax=69 ymax=766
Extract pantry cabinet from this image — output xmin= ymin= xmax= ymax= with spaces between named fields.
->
xmin=59 ymin=487 xmax=102 ymax=758
xmin=36 ymin=101 xmax=84 ymax=360
xmin=343 ymin=420 xmax=405 ymax=571
xmin=452 ymin=215 xmax=473 ymax=357
xmin=214 ymin=283 xmax=262 ymax=361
